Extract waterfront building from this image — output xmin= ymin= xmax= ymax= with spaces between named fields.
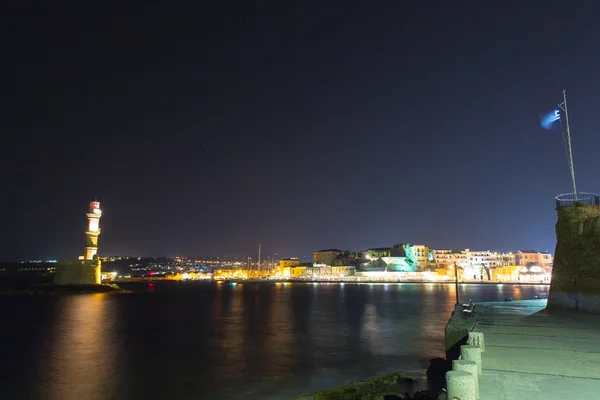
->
xmin=451 ymin=249 xmax=469 ymax=269
xmin=101 ymin=271 xmax=117 ymax=281
xmin=175 ymin=271 xmax=211 ymax=280
xmin=515 ymin=250 xmax=553 ymax=267
xmin=410 ymin=244 xmax=429 ymax=268
xmin=313 ymin=249 xmax=343 ymax=266
xmin=213 ymin=269 xmax=237 ymax=280
xmin=305 ymin=265 xmax=317 ymax=277
xmin=517 ymin=265 xmax=551 ymax=283
xmin=432 ymin=249 xmax=453 ymax=266
xmin=279 ymin=258 xmax=300 ymax=268
xmin=401 ymin=244 xmax=430 ymax=269
xmin=356 ymin=270 xmax=448 ymax=282
xmin=437 ymin=264 xmax=466 ymax=280
xmin=490 ymin=265 xmax=520 ymax=282
xmin=488 ymin=252 xmax=516 ymax=268
xmin=212 ymin=268 xmax=269 ymax=279
xmin=277 ymin=258 xmax=299 ymax=277
xmin=291 ymin=266 xmax=306 ymax=277
xmin=435 ymin=266 xmax=459 ymax=280
xmin=305 ymin=264 xmax=328 ymax=277
xmin=462 ymin=264 xmax=490 ymax=281
xmin=467 ymin=250 xmax=492 ymax=269
xmin=318 ymin=264 xmax=331 ymax=276
xmin=331 ymin=266 xmax=356 ymax=277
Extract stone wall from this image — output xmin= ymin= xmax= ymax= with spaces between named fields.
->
xmin=54 ymin=259 xmax=101 ymax=285
xmin=547 ymin=204 xmax=600 ymax=313
xmin=444 ymin=304 xmax=479 ymax=360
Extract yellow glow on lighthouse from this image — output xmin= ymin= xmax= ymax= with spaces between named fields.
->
xmin=84 ymin=201 xmax=102 ymax=260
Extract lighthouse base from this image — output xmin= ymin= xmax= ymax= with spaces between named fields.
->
xmin=54 ymin=259 xmax=102 ymax=285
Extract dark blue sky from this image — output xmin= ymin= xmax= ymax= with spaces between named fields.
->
xmin=4 ymin=1 xmax=600 ymax=261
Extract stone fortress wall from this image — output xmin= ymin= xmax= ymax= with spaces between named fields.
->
xmin=548 ymin=204 xmax=600 ymax=313
xmin=54 ymin=258 xmax=101 ymax=285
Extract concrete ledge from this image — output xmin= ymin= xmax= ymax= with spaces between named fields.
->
xmin=470 ymin=300 xmax=600 ymax=400
xmin=444 ymin=304 xmax=481 ymax=360
xmin=482 ymin=346 xmax=600 ymax=379
xmin=480 ymin=370 xmax=600 ymax=400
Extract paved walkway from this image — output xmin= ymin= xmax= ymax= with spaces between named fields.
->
xmin=473 ymin=300 xmax=600 ymax=400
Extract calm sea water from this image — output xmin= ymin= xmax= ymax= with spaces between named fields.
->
xmin=0 ymin=282 xmax=546 ymax=399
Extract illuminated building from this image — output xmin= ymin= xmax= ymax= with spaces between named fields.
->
xmin=462 ymin=264 xmax=488 ymax=280
xmin=432 ymin=249 xmax=453 ymax=266
xmin=401 ymin=244 xmax=430 ymax=269
xmin=101 ymin=271 xmax=117 ymax=281
xmin=490 ymin=265 xmax=521 ymax=282
xmin=212 ymin=269 xmax=233 ymax=280
xmin=331 ymin=266 xmax=355 ymax=277
xmin=313 ymin=249 xmax=343 ymax=266
xmin=291 ymin=266 xmax=306 ymax=277
xmin=212 ymin=268 xmax=271 ymax=280
xmin=518 ymin=264 xmax=551 ymax=283
xmin=168 ymin=271 xmax=211 ymax=280
xmin=432 ymin=248 xmax=472 ymax=269
xmin=467 ymin=250 xmax=491 ymax=268
xmin=435 ymin=267 xmax=454 ymax=279
xmin=451 ymin=249 xmax=469 ymax=268
xmin=305 ymin=263 xmax=331 ymax=276
xmin=54 ymin=201 xmax=103 ymax=285
xmin=515 ymin=250 xmax=553 ymax=268
xmin=363 ymin=248 xmax=411 ymax=271
xmin=279 ymin=258 xmax=300 ymax=268
xmin=277 ymin=258 xmax=299 ymax=277
xmin=488 ymin=252 xmax=516 ymax=268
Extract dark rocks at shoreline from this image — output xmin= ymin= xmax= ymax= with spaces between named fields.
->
xmin=294 ymin=365 xmax=451 ymax=399
xmin=426 ymin=357 xmax=451 ymax=392
xmin=295 ymin=372 xmax=416 ymax=399
xmin=410 ymin=389 xmax=444 ymax=400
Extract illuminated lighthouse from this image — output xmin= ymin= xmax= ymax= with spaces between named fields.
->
xmin=84 ymin=201 xmax=102 ymax=260
xmin=54 ymin=200 xmax=103 ymax=285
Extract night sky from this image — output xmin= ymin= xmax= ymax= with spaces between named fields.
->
xmin=4 ymin=1 xmax=600 ymax=261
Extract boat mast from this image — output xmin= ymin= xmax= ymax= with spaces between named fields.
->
xmin=257 ymin=244 xmax=261 ymax=277
xmin=559 ymin=89 xmax=578 ymax=201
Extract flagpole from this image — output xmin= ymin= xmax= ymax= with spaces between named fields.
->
xmin=559 ymin=89 xmax=578 ymax=202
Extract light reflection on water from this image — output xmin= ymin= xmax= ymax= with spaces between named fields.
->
xmin=0 ymin=282 xmax=547 ymax=399
xmin=37 ymin=294 xmax=118 ymax=400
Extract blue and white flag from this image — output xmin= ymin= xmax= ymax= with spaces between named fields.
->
xmin=541 ymin=109 xmax=560 ymax=130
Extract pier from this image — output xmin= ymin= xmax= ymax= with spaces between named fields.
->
xmin=446 ymin=300 xmax=600 ymax=400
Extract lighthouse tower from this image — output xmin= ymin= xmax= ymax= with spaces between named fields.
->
xmin=54 ymin=200 xmax=103 ymax=285
xmin=84 ymin=201 xmax=102 ymax=260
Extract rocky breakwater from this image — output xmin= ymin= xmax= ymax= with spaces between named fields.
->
xmin=295 ymin=372 xmax=441 ymax=400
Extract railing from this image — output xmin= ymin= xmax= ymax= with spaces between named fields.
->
xmin=555 ymin=192 xmax=600 ymax=208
